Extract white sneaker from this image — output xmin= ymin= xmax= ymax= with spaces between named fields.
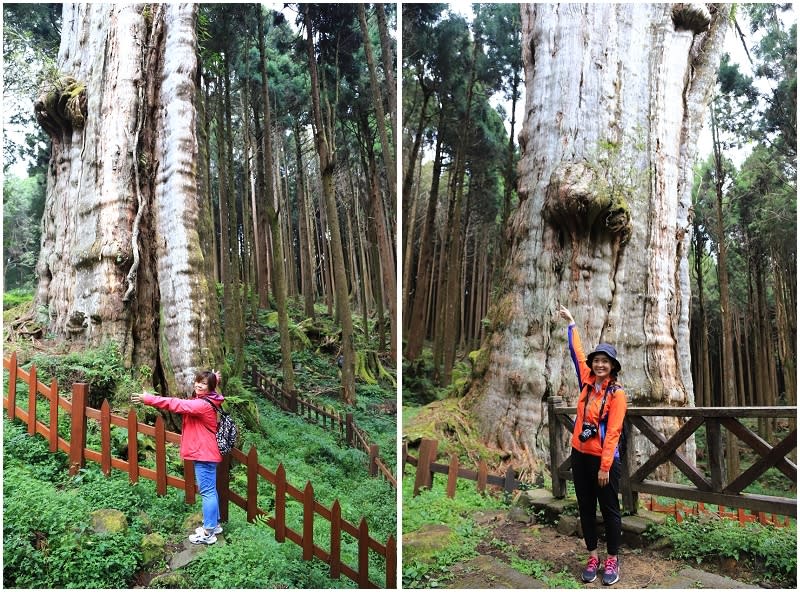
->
xmin=195 ymin=525 xmax=223 ymax=536
xmin=188 ymin=531 xmax=217 ymax=545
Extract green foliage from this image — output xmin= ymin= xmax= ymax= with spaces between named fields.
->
xmin=185 ymin=518 xmax=348 ymax=588
xmin=3 ymin=287 xmax=34 ymax=310
xmin=402 ymin=470 xmax=505 ymax=587
xmin=647 ymin=516 xmax=796 ymax=586
xmin=3 ymin=174 xmax=46 ymax=289
xmin=30 ymin=341 xmax=140 ymax=408
xmin=3 ymin=462 xmax=143 ymax=588
xmin=402 ymin=347 xmax=448 ymax=405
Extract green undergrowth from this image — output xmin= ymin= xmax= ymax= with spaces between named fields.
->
xmin=3 ymin=296 xmax=396 ymax=588
xmin=402 ymin=468 xmax=506 ymax=588
xmin=645 ymin=515 xmax=796 ymax=587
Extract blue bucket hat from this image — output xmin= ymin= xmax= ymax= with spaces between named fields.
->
xmin=586 ymin=343 xmax=621 ymax=374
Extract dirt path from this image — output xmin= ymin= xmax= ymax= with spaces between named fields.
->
xmin=444 ymin=510 xmax=757 ymax=589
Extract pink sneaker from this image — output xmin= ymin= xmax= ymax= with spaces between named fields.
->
xmin=581 ymin=555 xmax=600 ymax=583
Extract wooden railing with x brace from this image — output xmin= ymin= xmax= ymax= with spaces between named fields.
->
xmin=3 ymin=352 xmax=396 ymax=588
xmin=548 ymin=396 xmax=797 ymax=518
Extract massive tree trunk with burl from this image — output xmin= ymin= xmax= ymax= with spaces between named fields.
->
xmin=464 ymin=4 xmax=728 ymax=477
xmin=34 ymin=4 xmax=221 ymax=395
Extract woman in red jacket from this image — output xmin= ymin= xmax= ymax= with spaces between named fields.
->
xmin=559 ymin=305 xmax=626 ymax=586
xmin=131 ymin=370 xmax=224 ymax=545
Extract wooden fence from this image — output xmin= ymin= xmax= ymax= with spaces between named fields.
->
xmin=548 ymin=397 xmax=797 ymax=518
xmin=3 ymin=352 xmax=395 ymax=589
xmin=403 ymin=439 xmax=521 ymax=498
xmin=251 ymin=366 xmax=396 ymax=488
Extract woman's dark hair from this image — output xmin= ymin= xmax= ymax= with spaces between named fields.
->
xmin=195 ymin=370 xmax=218 ymax=392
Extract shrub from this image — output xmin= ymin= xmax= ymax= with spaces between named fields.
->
xmin=648 ymin=515 xmax=796 ymax=585
xmin=30 ymin=341 xmax=140 ymax=408
xmin=3 ymin=464 xmax=141 ymax=588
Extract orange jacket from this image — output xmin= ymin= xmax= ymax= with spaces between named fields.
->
xmin=567 ymin=324 xmax=627 ymax=472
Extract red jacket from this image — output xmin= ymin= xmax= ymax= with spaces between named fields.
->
xmin=567 ymin=324 xmax=627 ymax=472
xmin=141 ymin=391 xmax=224 ymax=462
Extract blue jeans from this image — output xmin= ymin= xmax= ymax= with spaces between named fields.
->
xmin=194 ymin=460 xmax=220 ymax=530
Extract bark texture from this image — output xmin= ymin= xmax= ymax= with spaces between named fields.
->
xmin=465 ymin=3 xmax=728 ymax=472
xmin=35 ymin=3 xmax=221 ymax=394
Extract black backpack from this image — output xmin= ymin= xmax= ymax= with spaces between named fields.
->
xmin=202 ymin=398 xmax=238 ymax=456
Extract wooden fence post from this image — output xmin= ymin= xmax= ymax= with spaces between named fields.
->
xmin=275 ymin=463 xmax=286 ymax=542
xmin=303 ymin=482 xmax=314 ymax=560
xmin=101 ymin=400 xmax=111 ymax=475
xmin=346 ymin=413 xmax=354 ymax=447
xmin=619 ymin=416 xmax=636 ymax=513
xmin=548 ymin=396 xmax=566 ymax=498
xmin=706 ymin=417 xmax=725 ymax=491
xmin=69 ymin=383 xmax=89 ymax=476
xmin=183 ymin=460 xmax=195 ymax=503
xmin=413 ymin=438 xmax=438 ymax=496
xmin=7 ymin=350 xmax=18 ymax=420
xmin=369 ymin=444 xmax=378 ymax=476
xmin=358 ymin=518 xmax=369 ymax=588
xmin=49 ymin=378 xmax=59 ymax=452
xmin=155 ymin=415 xmax=167 ymax=495
xmin=446 ymin=453 xmax=459 ymax=498
xmin=330 ymin=500 xmax=342 ymax=579
xmin=385 ymin=534 xmax=396 ymax=589
xmin=477 ymin=460 xmax=488 ymax=494
xmin=128 ymin=409 xmax=140 ymax=485
xmin=27 ymin=364 xmax=37 ymax=435
xmin=504 ymin=466 xmax=517 ymax=495
xmin=217 ymin=454 xmax=231 ymax=522
xmin=247 ymin=447 xmax=259 ymax=522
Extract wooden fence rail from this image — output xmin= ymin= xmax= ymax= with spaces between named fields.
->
xmin=250 ymin=366 xmax=396 ymax=488
xmin=403 ymin=439 xmax=521 ymax=498
xmin=403 ymin=439 xmax=794 ymax=529
xmin=3 ymin=352 xmax=395 ymax=589
xmin=548 ymin=397 xmax=797 ymax=517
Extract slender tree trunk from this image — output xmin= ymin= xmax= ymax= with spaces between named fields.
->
xmin=358 ymin=3 xmax=396 ymax=212
xmin=442 ymin=39 xmax=479 ymax=385
xmin=711 ymin=103 xmax=739 ymax=478
xmin=375 ymin=3 xmax=397 ymax=163
xmin=304 ymin=6 xmax=356 ymax=403
xmin=500 ymin=68 xmax=520 ymax=264
xmin=258 ymin=6 xmax=294 ymax=392
xmin=251 ymin=101 xmax=270 ymax=309
xmin=465 ymin=4 xmax=728 ymax=475
xmin=294 ymin=124 xmax=315 ymax=320
xmin=405 ymin=106 xmax=444 ymax=360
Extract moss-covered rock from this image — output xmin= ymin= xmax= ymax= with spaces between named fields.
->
xmin=140 ymin=532 xmax=166 ymax=567
xmin=90 ymin=508 xmax=128 ymax=534
xmin=148 ymin=572 xmax=190 ymax=589
xmin=403 ymin=524 xmax=457 ymax=564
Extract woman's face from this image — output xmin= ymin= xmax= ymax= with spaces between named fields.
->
xmin=194 ymin=380 xmax=210 ymax=395
xmin=592 ymin=354 xmax=614 ymax=380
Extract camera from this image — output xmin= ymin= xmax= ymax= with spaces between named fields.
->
xmin=578 ymin=422 xmax=598 ymax=442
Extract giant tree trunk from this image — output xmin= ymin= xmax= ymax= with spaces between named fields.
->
xmin=34 ymin=4 xmax=221 ymax=395
xmin=464 ymin=4 xmax=728 ymax=475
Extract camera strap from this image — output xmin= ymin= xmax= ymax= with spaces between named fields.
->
xmin=580 ymin=382 xmax=613 ymax=427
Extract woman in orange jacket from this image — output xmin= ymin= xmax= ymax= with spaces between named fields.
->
xmin=559 ymin=305 xmax=626 ymax=586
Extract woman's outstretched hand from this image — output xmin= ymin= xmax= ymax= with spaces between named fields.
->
xmin=130 ymin=393 xmax=145 ymax=405
xmin=558 ymin=304 xmax=575 ymax=325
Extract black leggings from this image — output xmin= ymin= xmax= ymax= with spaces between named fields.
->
xmin=571 ymin=448 xmax=622 ymax=555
